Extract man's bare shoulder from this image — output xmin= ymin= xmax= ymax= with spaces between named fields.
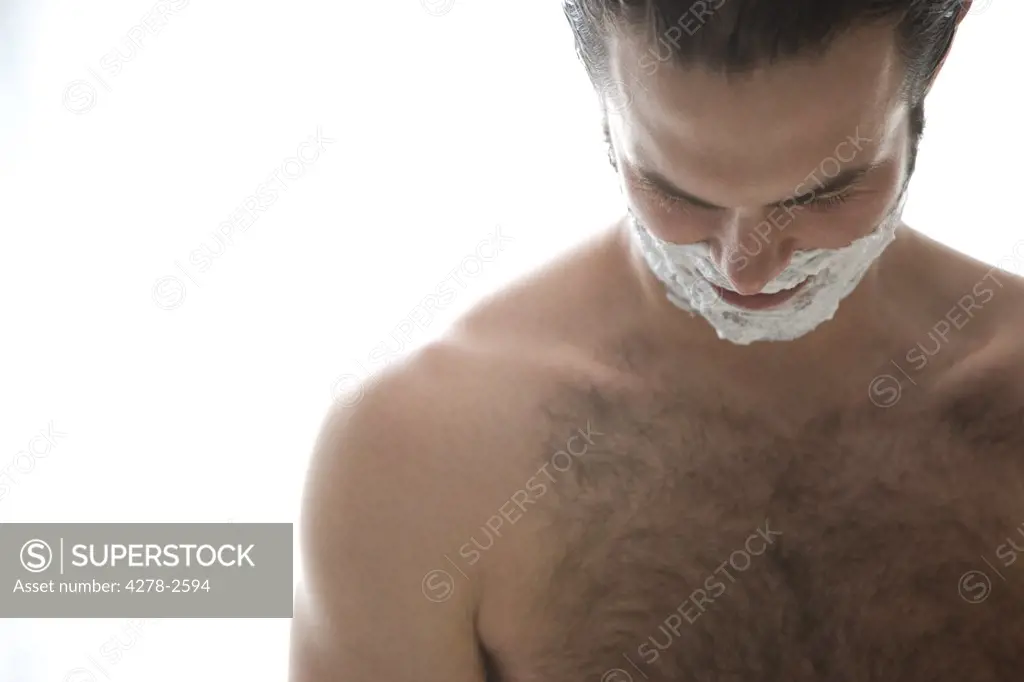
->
xmin=325 ymin=335 xmax=548 ymax=486
xmin=318 ymin=327 xmax=607 ymax=522
xmin=903 ymin=228 xmax=1024 ymax=309
xmin=926 ymin=270 xmax=1024 ymax=425
xmin=299 ymin=339 xmax=547 ymax=634
xmin=293 ymin=246 xmax=638 ymax=680
xmin=295 ymin=339 xmax=519 ymax=681
xmin=446 ymin=220 xmax=644 ymax=356
xmin=883 ymin=229 xmax=1024 ymax=367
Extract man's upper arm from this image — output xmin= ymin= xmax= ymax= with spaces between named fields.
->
xmin=289 ymin=370 xmax=487 ymax=682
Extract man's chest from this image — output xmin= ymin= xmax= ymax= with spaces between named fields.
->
xmin=484 ymin=382 xmax=1024 ymax=682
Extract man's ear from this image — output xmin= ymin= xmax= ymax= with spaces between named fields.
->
xmin=924 ymin=2 xmax=972 ymax=96
xmin=602 ymin=112 xmax=618 ymax=172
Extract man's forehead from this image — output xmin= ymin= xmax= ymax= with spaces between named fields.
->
xmin=606 ymin=22 xmax=906 ymax=199
xmin=616 ymin=96 xmax=900 ymax=197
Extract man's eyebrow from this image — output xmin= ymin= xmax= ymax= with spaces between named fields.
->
xmin=636 ymin=162 xmax=881 ymax=209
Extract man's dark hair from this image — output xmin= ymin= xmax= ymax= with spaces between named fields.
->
xmin=564 ymin=0 xmax=963 ymax=102
xmin=564 ymin=0 xmax=966 ymax=178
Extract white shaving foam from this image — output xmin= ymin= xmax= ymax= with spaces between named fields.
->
xmin=630 ymin=197 xmax=905 ymax=345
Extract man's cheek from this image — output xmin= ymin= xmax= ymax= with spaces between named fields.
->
xmin=619 ymin=174 xmax=645 ymax=207
xmin=622 ymin=183 xmax=684 ymax=240
xmin=628 ymin=203 xmax=676 ymax=242
xmin=621 ymin=183 xmax=659 ymax=227
xmin=810 ymin=202 xmax=891 ymax=250
xmin=633 ymin=208 xmax=708 ymax=247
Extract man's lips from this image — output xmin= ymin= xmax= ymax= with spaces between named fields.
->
xmin=709 ymin=279 xmax=810 ymax=310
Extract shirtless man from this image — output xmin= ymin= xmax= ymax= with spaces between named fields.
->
xmin=290 ymin=0 xmax=1024 ymax=679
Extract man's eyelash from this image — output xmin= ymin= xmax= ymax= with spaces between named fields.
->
xmin=638 ymin=177 xmax=694 ymax=210
xmin=805 ymin=187 xmax=858 ymax=210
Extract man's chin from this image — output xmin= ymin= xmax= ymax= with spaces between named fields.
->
xmin=687 ymin=282 xmax=842 ymax=346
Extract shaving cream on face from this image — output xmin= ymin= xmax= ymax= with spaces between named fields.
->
xmin=630 ymin=195 xmax=906 ymax=345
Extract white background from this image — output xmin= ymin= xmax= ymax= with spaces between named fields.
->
xmin=0 ymin=0 xmax=1020 ymax=680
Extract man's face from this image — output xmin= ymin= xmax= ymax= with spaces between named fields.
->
xmin=604 ymin=21 xmax=913 ymax=295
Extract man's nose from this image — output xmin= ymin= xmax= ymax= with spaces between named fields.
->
xmin=715 ymin=212 xmax=796 ymax=295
